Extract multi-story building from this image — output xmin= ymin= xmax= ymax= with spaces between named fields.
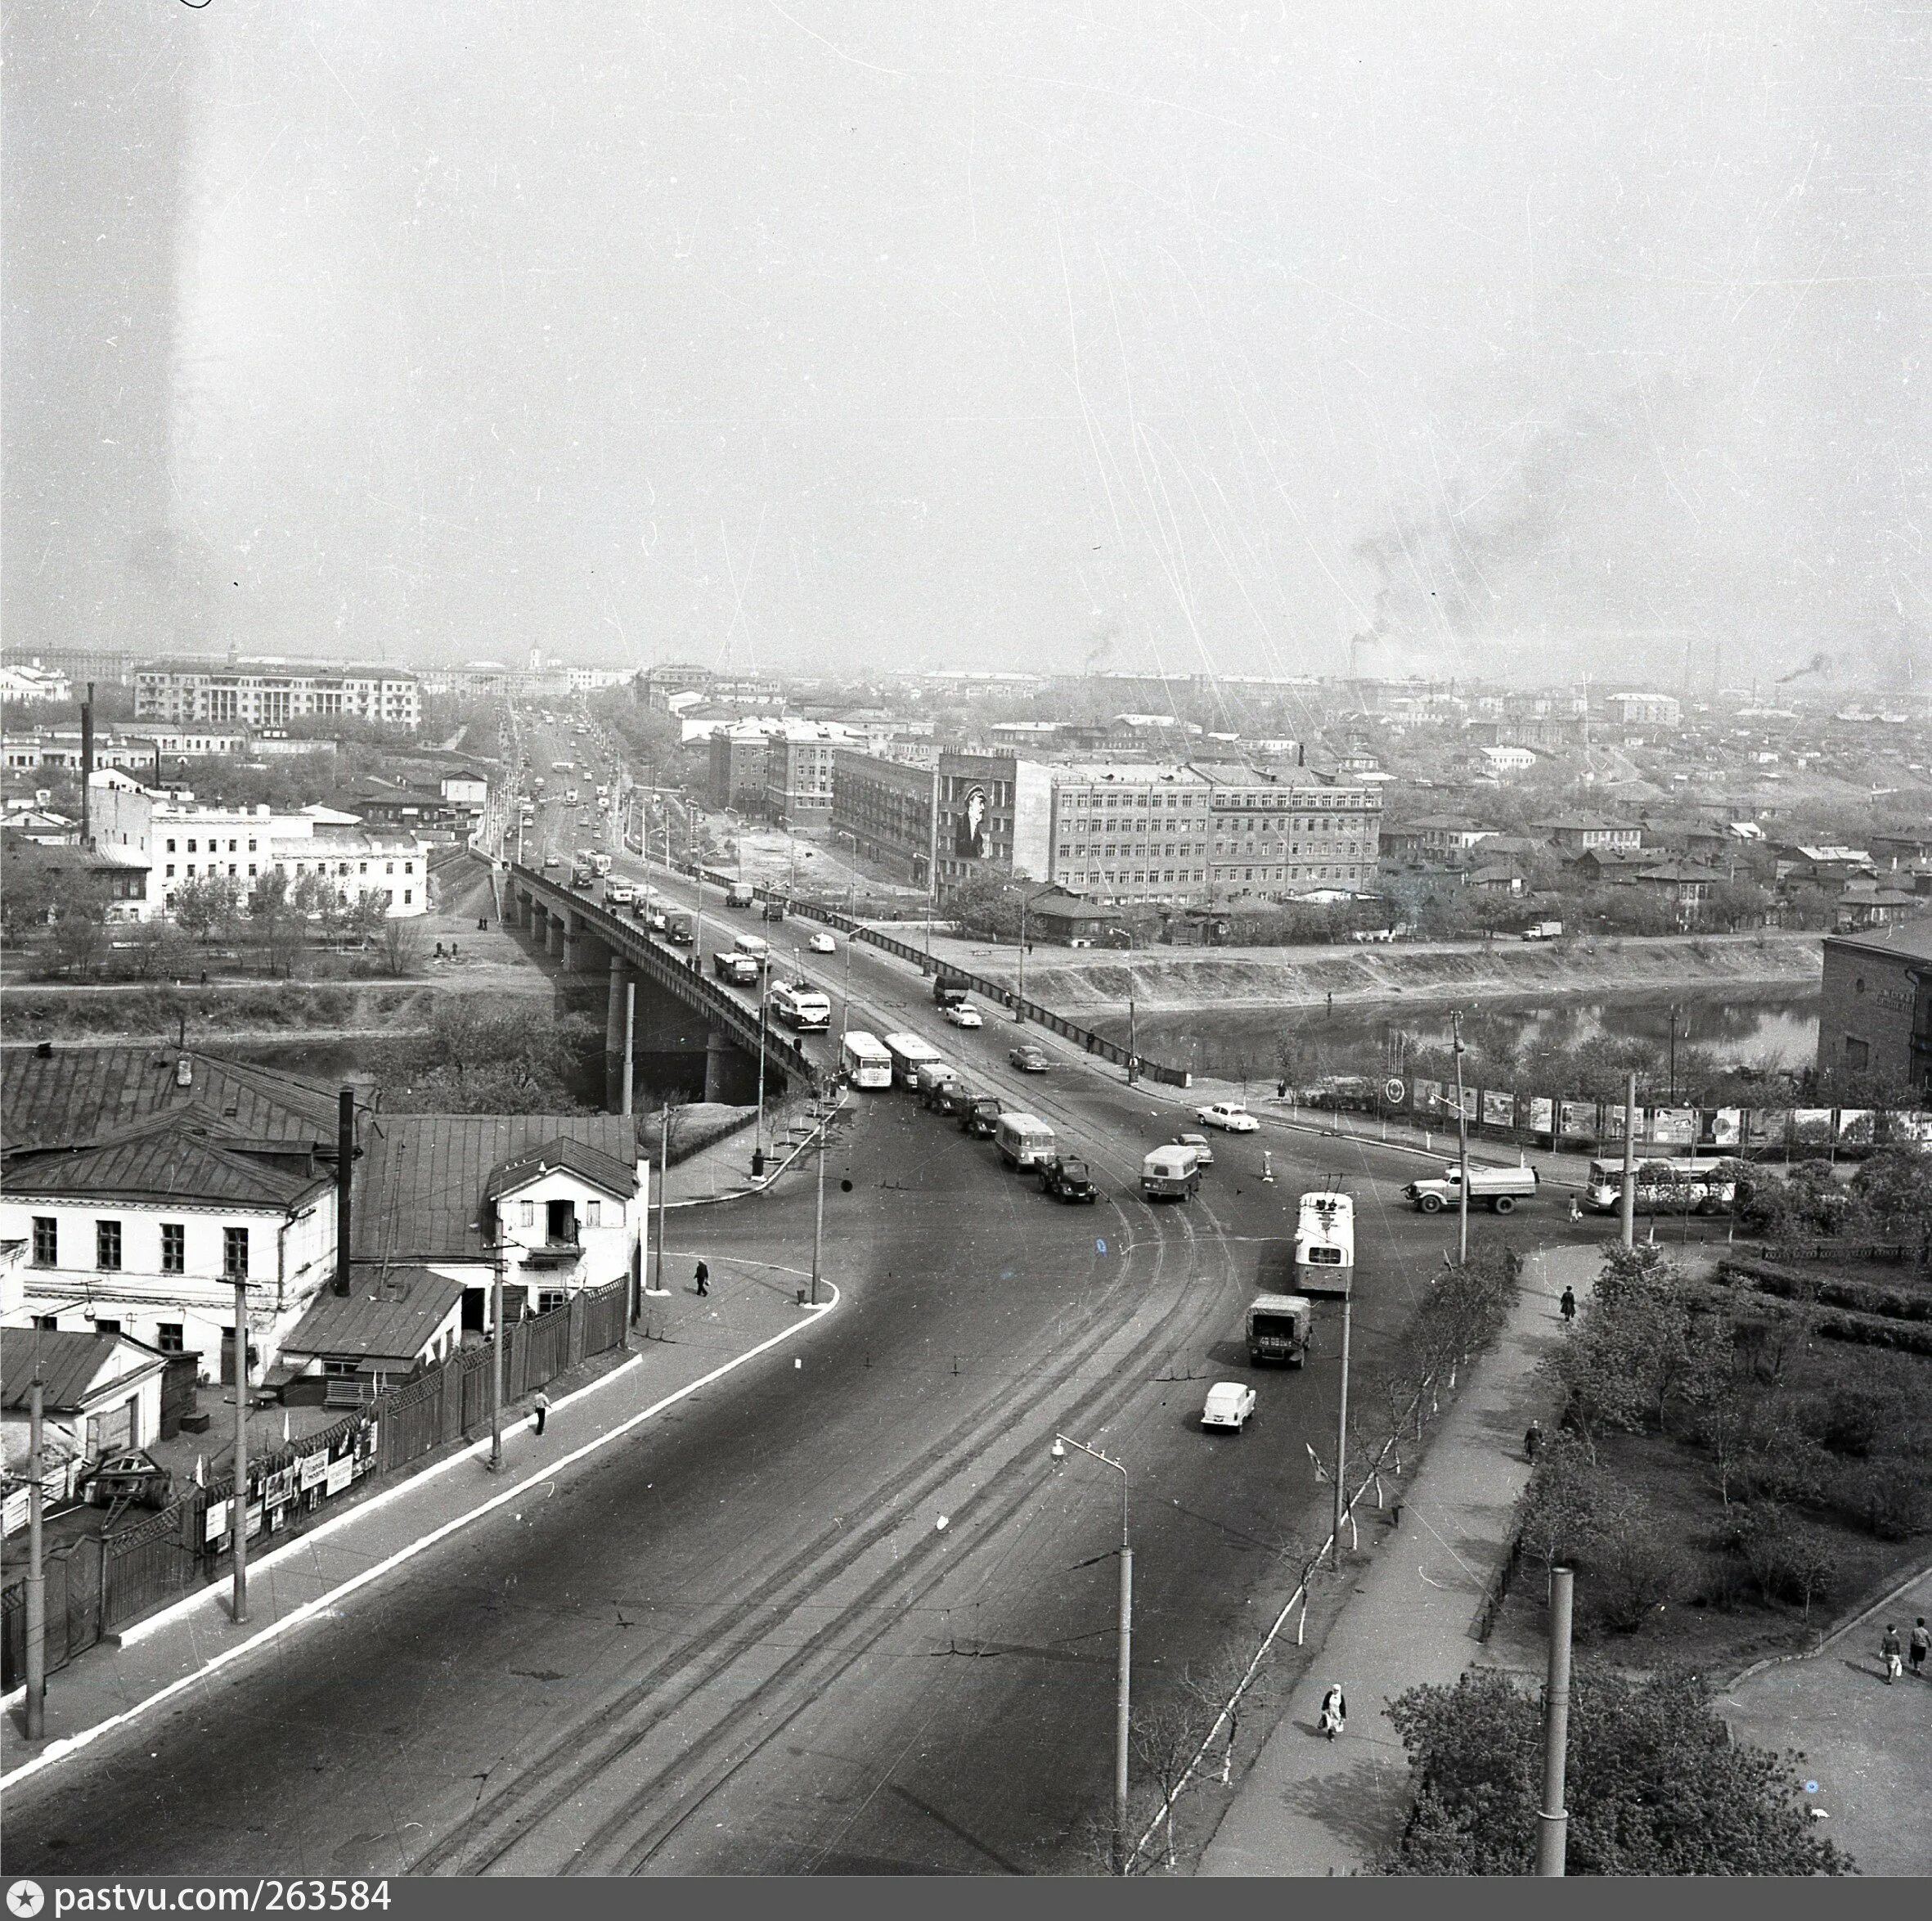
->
xmin=934 ymin=751 xmax=1057 ymax=890
xmin=707 ymin=729 xmax=770 ymax=812
xmin=1816 ymin=917 xmax=1932 ymax=1091
xmin=831 ymin=750 xmax=941 ymax=885
xmin=134 ymin=659 xmax=421 ymax=731
xmin=1539 ymin=815 xmax=1643 ymax=853
xmin=0 ymin=658 xmax=73 ymax=705
xmin=1192 ymin=764 xmax=1382 ymax=901
xmin=1604 ymin=691 xmax=1683 ymax=729
xmin=639 ymin=663 xmax=717 ymax=712
xmin=762 ymin=727 xmax=857 ymax=829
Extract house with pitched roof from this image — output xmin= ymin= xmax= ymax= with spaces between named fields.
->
xmin=276 ymin=1267 xmax=467 ymax=1406
xmin=2 ymin=1329 xmax=172 ymax=1475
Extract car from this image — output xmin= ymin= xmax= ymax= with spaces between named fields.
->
xmin=541 ymin=855 xmax=561 ymax=869
xmin=1174 ymin=1131 xmax=1215 ymax=1166
xmin=807 ymin=931 xmax=837 ymax=954
xmin=1201 ymin=1383 xmax=1258 ymax=1432
xmin=1009 ymin=1043 xmax=1049 ymax=1072
xmin=1194 ymin=1102 xmax=1258 ymax=1133
xmin=943 ymin=1002 xmax=983 ymax=1028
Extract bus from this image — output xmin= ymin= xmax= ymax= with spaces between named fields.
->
xmin=881 ymin=1032 xmax=944 ymax=1089
xmin=841 ymin=1031 xmax=894 ymax=1090
xmin=1294 ymin=1192 xmax=1355 ymax=1296
xmin=1583 ymin=1156 xmax=1737 ymax=1216
xmin=769 ymin=979 xmax=832 ymax=1032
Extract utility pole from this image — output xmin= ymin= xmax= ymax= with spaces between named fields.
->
xmin=1451 ymin=1010 xmax=1471 ymax=1266
xmin=1620 ymin=1070 xmax=1638 ymax=1250
xmin=1126 ymin=995 xmax=1138 ymax=1084
xmin=754 ymin=983 xmax=768 ymax=1166
xmin=1014 ymin=897 xmax=1029 ymax=1020
xmin=838 ymin=913 xmax=853 ymax=1050
xmin=231 ymin=1277 xmax=249 ymax=1623
xmin=489 ymin=1237 xmax=506 ymax=1472
xmin=809 ymin=1094 xmax=830 ymax=1305
xmin=1667 ymin=1005 xmax=1679 ymax=1104
xmin=1332 ymin=1289 xmax=1353 ymax=1568
xmin=654 ymin=1100 xmax=671 ymax=1295
xmin=1537 ymin=1566 xmax=1575 ymax=1876
xmin=24 ymin=1357 xmax=46 ymax=1738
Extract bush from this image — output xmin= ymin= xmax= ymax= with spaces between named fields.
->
xmin=1732 ymin=1508 xmax=1840 ymax=1618
xmin=1588 ymin=1518 xmax=1684 ymax=1633
xmin=1829 ymin=1458 xmax=1932 ymax=1541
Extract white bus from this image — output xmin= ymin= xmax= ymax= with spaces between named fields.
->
xmin=840 ymin=1032 xmax=894 ymax=1090
xmin=881 ymin=1031 xmax=944 ymax=1089
xmin=1295 ymin=1191 xmax=1355 ymax=1288
xmin=769 ymin=980 xmax=832 ymax=1033
xmin=1584 ymin=1156 xmax=1737 ymax=1216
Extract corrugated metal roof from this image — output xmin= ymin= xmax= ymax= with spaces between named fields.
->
xmin=1 ymin=1116 xmax=331 ymax=1209
xmin=483 ymin=1137 xmax=638 ymax=1203
xmin=281 ymin=1267 xmax=466 ymax=1365
xmin=0 ymin=1047 xmax=341 ymax=1156
xmin=1 ymin=1330 xmax=170 ymax=1412
xmin=354 ymin=1113 xmax=638 ymax=1262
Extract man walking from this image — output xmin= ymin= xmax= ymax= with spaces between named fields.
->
xmin=694 ymin=1258 xmax=710 ymax=1297
xmin=1524 ymin=1419 xmax=1543 ymax=1464
xmin=1880 ymin=1623 xmax=1903 ymax=1684
xmin=1909 ymin=1617 xmax=1929 ymax=1679
xmin=1560 ymin=1285 xmax=1577 ymax=1323
xmin=531 ymin=1390 xmax=550 ymax=1437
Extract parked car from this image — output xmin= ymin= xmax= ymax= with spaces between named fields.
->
xmin=807 ymin=931 xmax=837 ymax=954
xmin=1174 ymin=1131 xmax=1214 ymax=1166
xmin=1009 ymin=1043 xmax=1049 ymax=1073
xmin=1038 ymin=1154 xmax=1099 ymax=1203
xmin=1194 ymin=1101 xmax=1257 ymax=1132
xmin=943 ymin=1002 xmax=983 ymax=1028
xmin=1201 ymin=1383 xmax=1258 ymax=1432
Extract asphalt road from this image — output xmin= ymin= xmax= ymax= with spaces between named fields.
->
xmin=4 ymin=729 xmax=1639 ymax=1876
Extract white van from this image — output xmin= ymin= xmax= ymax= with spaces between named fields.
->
xmin=995 ymin=1113 xmax=1056 ymax=1171
xmin=732 ymin=933 xmax=770 ymax=961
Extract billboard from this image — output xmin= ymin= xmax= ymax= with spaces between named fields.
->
xmin=1481 ymin=1091 xmax=1516 ymax=1127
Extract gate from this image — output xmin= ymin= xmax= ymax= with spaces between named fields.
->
xmin=104 ymin=1499 xmax=204 ymax=1631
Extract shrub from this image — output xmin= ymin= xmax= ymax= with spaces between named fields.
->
xmin=1584 ymin=1496 xmax=1684 ymax=1633
xmin=1829 ymin=1457 xmax=1932 ymax=1541
xmin=1732 ymin=1508 xmax=1840 ymax=1618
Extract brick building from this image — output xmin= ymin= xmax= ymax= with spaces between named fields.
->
xmin=1815 ymin=917 xmax=1932 ymax=1091
xmin=830 ymin=751 xmax=941 ymax=885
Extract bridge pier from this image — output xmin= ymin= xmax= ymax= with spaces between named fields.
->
xmin=604 ymin=956 xmax=634 ymax=1113
xmin=542 ymin=907 xmax=561 ymax=958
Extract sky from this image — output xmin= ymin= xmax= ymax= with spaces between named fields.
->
xmin=5 ymin=1 xmax=1928 ymax=691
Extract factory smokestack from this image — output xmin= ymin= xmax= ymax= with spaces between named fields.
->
xmin=334 ymin=1088 xmax=356 ymax=1295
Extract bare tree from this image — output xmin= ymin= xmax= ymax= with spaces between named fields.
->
xmin=378 ymin=912 xmax=425 ymax=978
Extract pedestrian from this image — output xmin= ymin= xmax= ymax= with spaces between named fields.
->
xmin=1277 ymin=1077 xmax=1288 ymax=1100
xmin=1567 ymin=1194 xmax=1582 ymax=1224
xmin=1524 ymin=1419 xmax=1543 ymax=1463
xmin=1318 ymin=1685 xmax=1346 ymax=1741
xmin=531 ymin=1391 xmax=550 ymax=1437
xmin=694 ymin=1258 xmax=710 ymax=1297
xmin=1881 ymin=1623 xmax=1903 ymax=1684
xmin=1560 ymin=1285 xmax=1576 ymax=1323
xmin=1910 ymin=1618 xmax=1929 ymax=1678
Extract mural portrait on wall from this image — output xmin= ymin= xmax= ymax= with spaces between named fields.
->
xmin=954 ymin=785 xmax=988 ymax=859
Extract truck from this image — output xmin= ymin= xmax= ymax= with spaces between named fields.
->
xmin=1140 ymin=1143 xmax=1202 ymax=1201
xmin=569 ymin=864 xmax=595 ymax=891
xmin=1245 ymin=1293 xmax=1312 ymax=1367
xmin=1404 ymin=1163 xmax=1541 ymax=1215
xmin=725 ymin=881 xmax=756 ymax=910
xmin=663 ymin=910 xmax=694 ymax=946
xmin=934 ymin=1081 xmax=981 ymax=1118
xmin=1521 ymin=920 xmax=1564 ymax=941
xmin=713 ymin=950 xmax=762 ymax=985
xmin=1038 ymin=1154 xmax=1099 ymax=1203
xmin=995 ymin=1112 xmax=1056 ymax=1171
xmin=932 ymin=972 xmax=970 ymax=1010
xmin=959 ymin=1095 xmax=1003 ymax=1138
xmin=915 ymin=1060 xmax=962 ymax=1109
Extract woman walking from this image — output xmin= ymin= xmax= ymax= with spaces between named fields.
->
xmin=1318 ymin=1685 xmax=1347 ymax=1742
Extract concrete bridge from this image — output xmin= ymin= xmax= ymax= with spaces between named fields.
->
xmin=504 ymin=862 xmax=819 ymax=1112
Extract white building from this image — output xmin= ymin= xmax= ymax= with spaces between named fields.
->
xmin=0 ymin=658 xmax=74 ymax=706
xmin=134 ymin=659 xmax=421 ymax=731
xmin=2 ymin=1331 xmax=170 ymax=1480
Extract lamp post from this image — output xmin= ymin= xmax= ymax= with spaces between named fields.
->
xmin=809 ymin=1089 xmax=842 ymax=1306
xmin=1050 ymin=1432 xmax=1133 ymax=1874
xmin=1451 ymin=1010 xmax=1471 ymax=1266
xmin=1667 ymin=1004 xmax=1680 ymax=1105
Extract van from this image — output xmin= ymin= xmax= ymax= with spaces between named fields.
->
xmin=732 ymin=933 xmax=770 ymax=961
xmin=1140 ymin=1144 xmax=1202 ymax=1201
xmin=995 ymin=1113 xmax=1056 ymax=1171
xmin=725 ymin=881 xmax=755 ymax=910
xmin=914 ymin=1060 xmax=960 ymax=1108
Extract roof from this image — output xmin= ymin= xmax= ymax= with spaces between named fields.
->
xmin=281 ymin=1267 xmax=466 ymax=1365
xmin=0 ymin=1047 xmax=342 ymax=1157
xmin=1539 ymin=817 xmax=1634 ymax=832
xmin=1 ymin=1115 xmax=332 ymax=1210
xmin=1825 ymin=916 xmax=1932 ymax=965
xmin=483 ymin=1137 xmax=638 ymax=1204
xmin=1634 ymin=862 xmax=1724 ymax=883
xmin=1 ymin=1330 xmax=170 ymax=1413
xmin=354 ymin=1113 xmax=639 ymax=1262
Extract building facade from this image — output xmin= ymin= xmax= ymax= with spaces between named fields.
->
xmin=707 ymin=730 xmax=770 ymax=812
xmin=135 ymin=659 xmax=421 ymax=731
xmin=1605 ymin=692 xmax=1683 ymax=729
xmin=934 ymin=752 xmax=1055 ymax=892
xmin=1193 ymin=765 xmax=1382 ymax=901
xmin=830 ymin=750 xmax=941 ymax=885
xmin=1816 ymin=918 xmax=1932 ymax=1091
xmin=762 ymin=730 xmax=851 ymax=829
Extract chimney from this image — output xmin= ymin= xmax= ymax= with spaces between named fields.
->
xmin=80 ymin=683 xmax=96 ymax=847
xmin=334 ymin=1087 xmax=355 ymax=1295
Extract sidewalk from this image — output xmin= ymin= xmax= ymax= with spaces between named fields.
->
xmin=1196 ymin=1243 xmax=1601 ymax=1876
xmin=2 ymin=1258 xmax=838 ymax=1789
xmin=1714 ymin=1565 xmax=1932 ymax=1877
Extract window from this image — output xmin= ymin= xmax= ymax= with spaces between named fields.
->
xmin=166 ymin=838 xmax=177 ymax=853
xmin=160 ymin=1221 xmax=186 ymax=1273
xmin=97 ymin=1219 xmax=123 ymax=1271
xmin=538 ymin=1290 xmax=568 ymax=1316
xmin=94 ymin=1316 xmax=123 ymax=1336
xmin=584 ymin=1199 xmax=601 ymax=1228
xmin=519 ymin=1199 xmax=536 ymax=1228
xmin=32 ymin=1216 xmax=57 ymax=1266
xmin=156 ymin=1322 xmax=186 ymax=1353
xmin=223 ymin=1226 xmax=249 ymax=1279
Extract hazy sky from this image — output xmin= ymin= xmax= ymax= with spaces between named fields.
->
xmin=7 ymin=2 xmax=1928 ymax=689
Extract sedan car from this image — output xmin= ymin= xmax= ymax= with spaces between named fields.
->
xmin=1194 ymin=1101 xmax=1258 ymax=1132
xmin=1201 ymin=1383 xmax=1258 ymax=1432
xmin=943 ymin=1002 xmax=983 ymax=1028
xmin=1009 ymin=1043 xmax=1049 ymax=1072
xmin=807 ymin=931 xmax=837 ymax=954
xmin=1174 ymin=1131 xmax=1215 ymax=1166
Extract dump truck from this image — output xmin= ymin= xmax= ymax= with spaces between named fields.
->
xmin=1245 ymin=1293 xmax=1313 ymax=1367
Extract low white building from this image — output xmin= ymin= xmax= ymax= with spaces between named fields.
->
xmin=0 ymin=658 xmax=74 ymax=706
xmin=2 ymin=1330 xmax=170 ymax=1478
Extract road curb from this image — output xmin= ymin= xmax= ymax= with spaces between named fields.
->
xmin=1719 ymin=1549 xmax=1932 ymax=1693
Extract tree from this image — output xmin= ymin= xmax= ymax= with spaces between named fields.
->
xmin=377 ymin=912 xmax=425 ymax=978
xmin=1383 ymin=1669 xmax=1850 ymax=1874
xmin=172 ymin=873 xmax=242 ymax=947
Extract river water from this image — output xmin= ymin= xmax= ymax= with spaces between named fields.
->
xmin=1097 ymin=990 xmax=1822 ymax=1082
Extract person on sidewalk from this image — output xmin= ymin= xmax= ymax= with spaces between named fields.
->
xmin=531 ymin=1391 xmax=550 ymax=1437
xmin=1880 ymin=1624 xmax=1903 ymax=1683
xmin=1567 ymin=1195 xmax=1582 ymax=1224
xmin=1560 ymin=1285 xmax=1576 ymax=1322
xmin=694 ymin=1258 xmax=710 ymax=1297
xmin=1318 ymin=1685 xmax=1347 ymax=1741
xmin=1524 ymin=1419 xmax=1543 ymax=1463
xmin=1910 ymin=1617 xmax=1929 ymax=1679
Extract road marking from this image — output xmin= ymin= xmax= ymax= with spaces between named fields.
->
xmin=0 ymin=1284 xmax=841 ymax=1793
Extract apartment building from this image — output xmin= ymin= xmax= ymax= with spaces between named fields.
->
xmin=135 ymin=659 xmax=421 ymax=731
xmin=1193 ymin=764 xmax=1382 ymax=899
xmin=763 ymin=727 xmax=857 ymax=829
xmin=831 ymin=751 xmax=941 ymax=885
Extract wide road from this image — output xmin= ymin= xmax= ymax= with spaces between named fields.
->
xmin=6 ymin=752 xmax=1613 ymax=1877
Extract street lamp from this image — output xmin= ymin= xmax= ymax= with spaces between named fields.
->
xmin=1049 ymin=1432 xmax=1133 ymax=1875
xmin=1450 ymin=1010 xmax=1471 ymax=1266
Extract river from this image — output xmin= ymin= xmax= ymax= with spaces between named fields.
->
xmin=1094 ymin=989 xmax=1822 ymax=1082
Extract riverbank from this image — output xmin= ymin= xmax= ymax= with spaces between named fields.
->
xmin=919 ymin=927 xmax=1823 ymax=1018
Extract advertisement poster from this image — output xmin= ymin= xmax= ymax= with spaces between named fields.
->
xmin=1892 ymin=1112 xmax=1932 ymax=1145
xmin=1750 ymin=1109 xmax=1791 ymax=1146
xmin=1602 ymin=1104 xmax=1629 ymax=1140
xmin=1528 ymin=1097 xmax=1555 ymax=1134
xmin=299 ymin=1451 xmax=328 ymax=1491
xmin=325 ymin=1455 xmax=354 ymax=1496
xmin=1458 ymin=1085 xmax=1479 ymax=1120
xmin=1558 ymin=1100 xmax=1597 ymax=1138
xmin=1837 ymin=1109 xmax=1876 ymax=1145
xmin=1412 ymin=1077 xmax=1442 ymax=1116
xmin=1481 ymin=1091 xmax=1516 ymax=1127
xmin=1792 ymin=1109 xmax=1835 ymax=1145
xmin=1710 ymin=1108 xmax=1742 ymax=1147
xmin=1649 ymin=1107 xmax=1698 ymax=1145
